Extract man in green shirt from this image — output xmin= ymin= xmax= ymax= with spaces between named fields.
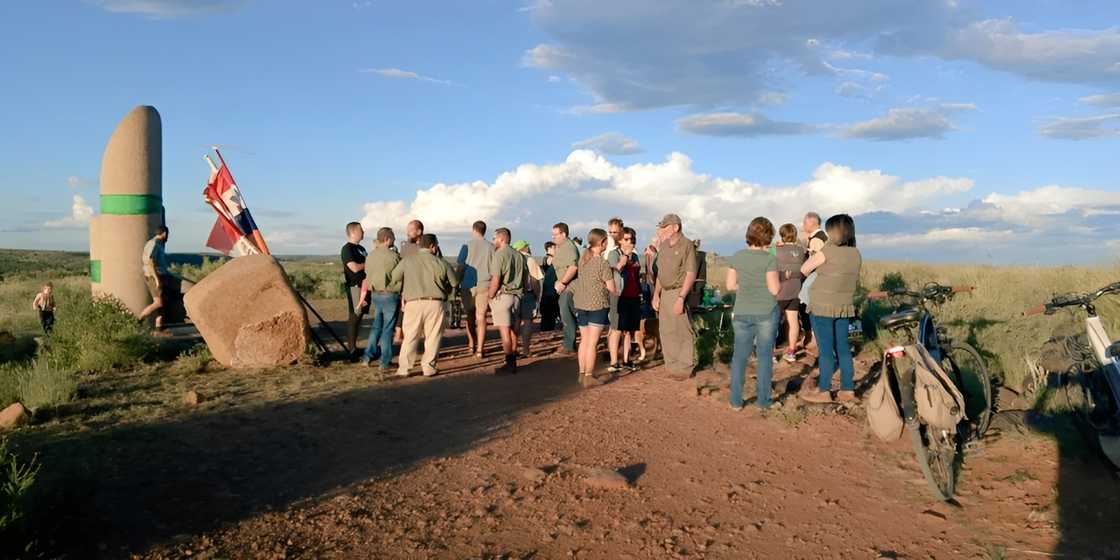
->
xmin=360 ymin=227 xmax=402 ymax=372
xmin=487 ymin=227 xmax=528 ymax=374
xmin=550 ymin=222 xmax=581 ymax=354
xmin=390 ymin=233 xmax=458 ymax=377
xmin=652 ymin=214 xmax=699 ymax=381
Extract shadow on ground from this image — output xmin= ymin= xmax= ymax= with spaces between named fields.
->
xmin=15 ymin=357 xmax=582 ymax=557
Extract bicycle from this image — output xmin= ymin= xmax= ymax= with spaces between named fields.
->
xmin=868 ymin=282 xmax=993 ymax=500
xmin=1025 ymin=281 xmax=1120 ymax=469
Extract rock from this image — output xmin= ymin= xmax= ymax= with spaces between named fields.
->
xmin=518 ymin=466 xmax=548 ymax=483
xmin=581 ymin=468 xmax=631 ymax=490
xmin=183 ymin=390 xmax=201 ymax=406
xmin=184 ymin=255 xmax=309 ymax=368
xmin=0 ymin=403 xmax=30 ymax=430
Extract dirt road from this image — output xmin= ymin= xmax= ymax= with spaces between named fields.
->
xmin=106 ymin=328 xmax=1117 ymax=560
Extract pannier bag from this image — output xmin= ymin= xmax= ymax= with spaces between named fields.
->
xmin=908 ymin=344 xmax=966 ymax=430
xmin=866 ymin=359 xmax=904 ymax=442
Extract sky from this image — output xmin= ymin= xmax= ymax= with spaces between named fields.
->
xmin=1 ymin=0 xmax=1119 ymax=264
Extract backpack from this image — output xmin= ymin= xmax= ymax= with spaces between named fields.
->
xmin=866 ymin=360 xmax=904 ymax=442
xmin=908 ymin=344 xmax=966 ymax=430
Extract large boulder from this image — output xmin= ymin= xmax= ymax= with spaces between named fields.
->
xmin=184 ymin=255 xmax=309 ymax=368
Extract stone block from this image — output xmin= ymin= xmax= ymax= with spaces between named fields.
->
xmin=184 ymin=255 xmax=309 ymax=368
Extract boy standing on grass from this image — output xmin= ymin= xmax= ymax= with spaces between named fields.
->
xmin=32 ymin=282 xmax=56 ymax=333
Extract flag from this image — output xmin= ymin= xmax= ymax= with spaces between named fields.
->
xmin=202 ymin=149 xmax=270 ymax=256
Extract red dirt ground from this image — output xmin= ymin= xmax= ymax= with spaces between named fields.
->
xmin=123 ymin=323 xmax=1119 ymax=560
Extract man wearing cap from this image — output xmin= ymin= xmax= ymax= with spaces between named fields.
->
xmin=487 ymin=228 xmax=528 ymax=374
xmin=391 ymin=233 xmax=458 ymax=377
xmin=551 ymin=222 xmax=581 ymax=355
xmin=456 ymin=220 xmax=494 ymax=359
xmin=652 ymin=214 xmax=699 ymax=381
xmin=513 ymin=240 xmax=543 ymax=357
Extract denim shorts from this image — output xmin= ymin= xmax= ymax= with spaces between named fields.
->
xmin=576 ymin=308 xmax=610 ymax=328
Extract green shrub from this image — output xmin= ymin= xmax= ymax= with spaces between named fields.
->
xmin=0 ymin=364 xmax=21 ymax=409
xmin=169 ymin=256 xmax=226 ymax=283
xmin=173 ymin=344 xmax=213 ymax=374
xmin=15 ymin=360 xmax=76 ymax=413
xmin=0 ymin=438 xmax=38 ymax=551
xmin=41 ymin=293 xmax=153 ymax=374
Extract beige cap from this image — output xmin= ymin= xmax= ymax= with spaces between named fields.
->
xmin=657 ymin=213 xmax=682 ymax=228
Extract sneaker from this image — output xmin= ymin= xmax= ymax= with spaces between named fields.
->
xmin=607 ymin=363 xmax=622 ymax=373
xmin=730 ymin=403 xmax=744 ymax=411
xmin=783 ymin=350 xmax=797 ymax=363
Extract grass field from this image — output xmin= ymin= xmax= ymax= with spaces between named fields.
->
xmin=3 ymin=249 xmax=1118 ymax=400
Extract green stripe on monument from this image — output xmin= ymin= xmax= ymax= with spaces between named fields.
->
xmin=90 ymin=260 xmax=102 ymax=283
xmin=100 ymin=194 xmax=162 ymax=215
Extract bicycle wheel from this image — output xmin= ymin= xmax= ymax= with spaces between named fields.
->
xmin=945 ymin=342 xmax=992 ymax=439
xmin=908 ymin=419 xmax=958 ymax=501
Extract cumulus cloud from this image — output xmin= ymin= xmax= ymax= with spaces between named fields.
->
xmin=841 ymin=104 xmax=974 ymax=141
xmin=571 ymin=132 xmax=643 ymax=155
xmin=92 ymin=0 xmax=247 ymax=17
xmin=44 ymin=195 xmax=94 ymax=229
xmin=359 ymin=150 xmax=974 ymax=245
xmin=862 ymin=227 xmax=1017 ymax=248
xmin=1038 ymin=114 xmax=1120 ymax=140
xmin=359 ymin=67 xmax=454 ymax=86
xmin=525 ymin=1 xmax=1119 ymax=114
xmin=676 ymin=112 xmax=817 ymax=137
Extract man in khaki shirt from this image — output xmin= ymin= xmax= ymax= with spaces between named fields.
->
xmin=652 ymin=213 xmax=698 ymax=380
xmin=487 ymin=227 xmax=528 ymax=374
xmin=390 ymin=233 xmax=458 ymax=377
xmin=550 ymin=222 xmax=581 ymax=354
xmin=360 ymin=227 xmax=401 ymax=372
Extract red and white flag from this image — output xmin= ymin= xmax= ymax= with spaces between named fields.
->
xmin=202 ymin=149 xmax=270 ymax=257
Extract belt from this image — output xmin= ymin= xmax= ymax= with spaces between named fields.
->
xmin=663 ymin=285 xmax=682 ymax=291
xmin=406 ymin=297 xmax=444 ymax=303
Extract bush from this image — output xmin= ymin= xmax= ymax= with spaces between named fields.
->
xmin=173 ymin=344 xmax=213 ymax=374
xmin=0 ymin=438 xmax=38 ymax=552
xmin=16 ymin=361 xmax=77 ymax=413
xmin=0 ymin=364 xmax=20 ymax=409
xmin=41 ymin=293 xmax=153 ymax=374
xmin=169 ymin=256 xmax=226 ymax=283
xmin=0 ymin=332 xmax=36 ymax=365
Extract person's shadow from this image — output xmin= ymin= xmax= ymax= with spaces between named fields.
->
xmin=13 ymin=358 xmax=582 ymax=557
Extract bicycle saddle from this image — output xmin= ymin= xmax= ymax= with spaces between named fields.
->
xmin=878 ymin=309 xmax=922 ymax=331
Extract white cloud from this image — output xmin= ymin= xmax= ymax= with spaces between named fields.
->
xmin=841 ymin=104 xmax=974 ymax=141
xmin=1038 ymin=114 xmax=1120 ymax=140
xmin=981 ymin=185 xmax=1120 ymax=224
xmin=359 ymin=150 xmax=975 ymax=245
xmin=66 ymin=176 xmax=93 ymax=189
xmin=44 ymin=195 xmax=94 ymax=229
xmin=359 ymin=67 xmax=454 ymax=86
xmin=571 ymin=132 xmax=643 ymax=155
xmin=92 ymin=0 xmax=246 ymax=17
xmin=676 ymin=112 xmax=817 ymax=137
xmin=862 ymin=227 xmax=1016 ymax=248
xmin=1080 ymin=92 xmax=1120 ymax=108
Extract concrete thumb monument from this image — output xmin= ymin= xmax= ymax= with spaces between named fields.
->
xmin=89 ymin=105 xmax=163 ymax=315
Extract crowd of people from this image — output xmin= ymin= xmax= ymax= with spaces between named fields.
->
xmin=339 ymin=210 xmax=863 ymax=409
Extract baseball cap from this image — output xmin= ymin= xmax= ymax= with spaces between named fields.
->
xmin=657 ymin=213 xmax=682 ymax=228
xmin=511 ymin=240 xmax=529 ymax=251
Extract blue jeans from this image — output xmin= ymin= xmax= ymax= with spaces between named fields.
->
xmin=811 ymin=314 xmax=855 ymax=392
xmin=362 ymin=293 xmax=399 ymax=368
xmin=559 ymin=290 xmax=577 ymax=352
xmin=729 ymin=307 xmax=779 ymax=409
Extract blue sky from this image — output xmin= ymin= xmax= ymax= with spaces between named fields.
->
xmin=1 ymin=0 xmax=1119 ymax=264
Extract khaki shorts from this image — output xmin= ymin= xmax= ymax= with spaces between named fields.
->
xmin=460 ymin=286 xmax=489 ymax=315
xmin=145 ymin=275 xmax=162 ymax=300
xmin=489 ymin=293 xmax=521 ymax=327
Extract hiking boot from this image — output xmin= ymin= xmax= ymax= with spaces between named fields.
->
xmin=836 ymin=390 xmax=857 ymax=403
xmin=495 ymin=355 xmax=518 ymax=375
xmin=800 ymin=388 xmax=833 ymax=404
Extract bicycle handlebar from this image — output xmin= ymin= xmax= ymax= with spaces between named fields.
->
xmin=1025 ymin=281 xmax=1120 ymax=316
xmin=866 ymin=283 xmax=971 ymax=303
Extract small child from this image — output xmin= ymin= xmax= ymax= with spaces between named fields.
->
xmin=32 ymin=282 xmax=56 ymax=334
